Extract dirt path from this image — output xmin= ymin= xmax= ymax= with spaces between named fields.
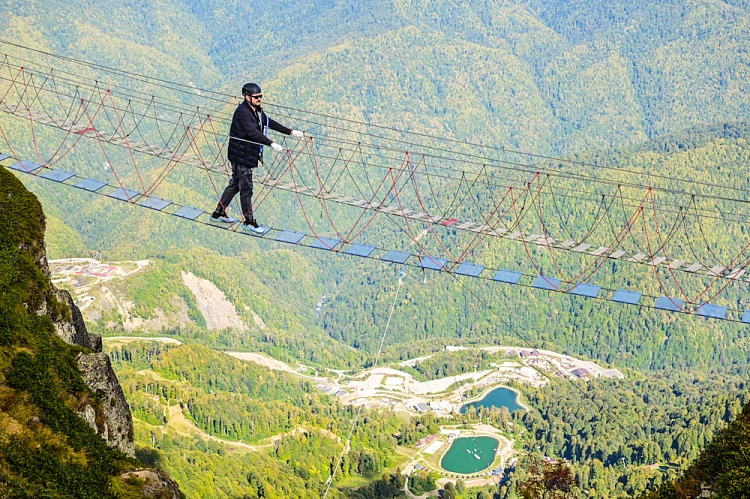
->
xmin=166 ymin=405 xmax=266 ymax=451
xmin=163 ymin=406 xmax=340 ymax=451
xmin=103 ymin=336 xmax=182 ymax=345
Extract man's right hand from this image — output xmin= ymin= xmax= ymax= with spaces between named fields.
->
xmin=271 ymin=143 xmax=284 ymax=153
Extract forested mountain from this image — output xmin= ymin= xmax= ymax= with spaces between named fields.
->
xmin=638 ymin=392 xmax=750 ymax=498
xmin=2 ymin=0 xmax=749 ymax=155
xmin=108 ymin=340 xmax=419 ymax=498
xmin=517 ymin=370 xmax=750 ymax=496
xmin=84 ymin=247 xmax=363 ymax=369
xmin=2 ymin=0 xmax=750 ymax=497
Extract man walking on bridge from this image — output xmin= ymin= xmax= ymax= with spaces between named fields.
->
xmin=210 ymin=82 xmax=304 ymax=233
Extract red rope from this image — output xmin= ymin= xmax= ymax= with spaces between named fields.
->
xmin=307 ymin=136 xmax=347 ymax=241
xmin=181 ymin=119 xmax=228 ymax=217
xmin=643 ymin=189 xmax=750 ymax=312
xmin=341 ymin=154 xmax=409 ymax=244
xmin=252 ymin=138 xmax=308 ymax=211
xmin=280 ymin=141 xmax=394 ymax=244
xmin=510 ymin=174 xmax=638 ymax=293
xmin=688 ymin=249 xmax=750 ymax=310
xmin=639 ymin=203 xmax=694 ymax=311
xmin=402 ymin=153 xmax=529 ymax=267
xmin=389 ymin=165 xmax=459 ymax=269
xmin=0 ymin=64 xmax=22 ymax=104
xmin=42 ymin=94 xmax=88 ymax=168
xmin=80 ymin=96 xmax=134 ymax=201
xmin=147 ymin=107 xmax=199 ymax=193
xmin=508 ymin=175 xmax=566 ymax=290
xmin=206 ymin=115 xmax=231 ymax=177
xmin=277 ymin=139 xmax=347 ymax=244
xmin=0 ymin=123 xmax=23 ymax=167
xmin=290 ymin=145 xmax=396 ymax=244
xmin=21 ymin=67 xmax=49 ymax=168
xmin=144 ymin=118 xmax=196 ymax=196
xmin=205 ymin=115 xmax=244 ymax=217
xmin=106 ymin=90 xmax=148 ymax=194
xmin=402 ymin=152 xmax=459 ymax=262
xmin=531 ymin=176 xmax=646 ymax=288
xmin=0 ymin=67 xmax=30 ymax=165
xmin=13 ymin=75 xmax=108 ymax=176
xmin=249 ymin=148 xmax=294 ymax=221
xmin=286 ymin=162 xmax=339 ymax=247
xmin=444 ymin=172 xmax=515 ymax=267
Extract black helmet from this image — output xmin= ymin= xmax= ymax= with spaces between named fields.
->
xmin=242 ymin=82 xmax=261 ymax=96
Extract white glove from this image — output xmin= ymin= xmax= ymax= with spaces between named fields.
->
xmin=291 ymin=130 xmax=304 ymax=138
xmin=271 ymin=142 xmax=284 ymax=153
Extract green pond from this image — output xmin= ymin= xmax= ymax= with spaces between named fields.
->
xmin=461 ymin=386 xmax=524 ymax=414
xmin=440 ymin=436 xmax=498 ymax=474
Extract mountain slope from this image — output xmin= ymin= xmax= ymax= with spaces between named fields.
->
xmin=1 ymin=0 xmax=749 ymax=156
xmin=638 ymin=396 xmax=750 ymax=498
xmin=0 ymin=166 xmax=181 ymax=498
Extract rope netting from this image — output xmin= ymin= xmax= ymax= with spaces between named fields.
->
xmin=3 ymin=45 xmax=750 ymax=317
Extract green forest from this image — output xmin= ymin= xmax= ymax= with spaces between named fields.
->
xmin=2 ymin=0 xmax=750 ymax=497
xmin=109 ymin=341 xmax=426 ymax=498
xmin=104 ymin=339 xmax=750 ymax=498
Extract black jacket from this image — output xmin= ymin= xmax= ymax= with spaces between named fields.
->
xmin=227 ymin=100 xmax=291 ymax=169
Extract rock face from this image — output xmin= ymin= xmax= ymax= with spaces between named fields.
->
xmin=181 ymin=270 xmax=248 ymax=331
xmin=36 ymin=252 xmax=137 ymax=457
xmin=120 ymin=469 xmax=183 ymax=499
xmin=42 ymin=259 xmax=135 ymax=456
xmin=53 ymin=283 xmax=100 ymax=351
xmin=77 ymin=352 xmax=136 ymax=457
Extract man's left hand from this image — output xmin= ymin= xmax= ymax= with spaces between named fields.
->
xmin=291 ymin=130 xmax=304 ymax=138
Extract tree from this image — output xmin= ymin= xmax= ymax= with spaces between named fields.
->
xmin=456 ymin=479 xmax=466 ymax=494
xmin=518 ymin=456 xmax=579 ymax=499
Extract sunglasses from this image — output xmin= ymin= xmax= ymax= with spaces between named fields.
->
xmin=251 ymin=94 xmax=262 ymax=99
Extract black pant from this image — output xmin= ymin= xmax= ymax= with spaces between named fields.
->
xmin=216 ymin=161 xmax=254 ymax=221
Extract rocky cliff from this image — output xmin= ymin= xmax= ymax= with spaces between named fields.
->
xmin=44 ymin=252 xmax=137 ymax=457
xmin=0 ymin=165 xmax=181 ymax=498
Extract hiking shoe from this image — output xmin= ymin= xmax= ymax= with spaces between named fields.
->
xmin=242 ymin=219 xmax=265 ymax=233
xmin=210 ymin=211 xmax=237 ymax=223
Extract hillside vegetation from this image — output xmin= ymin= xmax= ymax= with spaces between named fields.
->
xmin=638 ymin=394 xmax=750 ymax=498
xmin=0 ymin=167 xmax=177 ymax=497
xmin=108 ymin=340 xmax=412 ymax=498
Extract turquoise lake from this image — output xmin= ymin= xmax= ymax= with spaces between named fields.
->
xmin=460 ymin=386 xmax=524 ymax=414
xmin=440 ymin=436 xmax=498 ymax=474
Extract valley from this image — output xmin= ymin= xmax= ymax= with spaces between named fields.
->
xmin=99 ymin=289 xmax=622 ymax=492
xmin=59 ymin=251 xmax=748 ymax=498
xmin=3 ymin=0 xmax=750 ymax=495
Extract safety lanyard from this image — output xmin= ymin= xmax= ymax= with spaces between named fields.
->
xmin=258 ymin=111 xmax=269 ymax=155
